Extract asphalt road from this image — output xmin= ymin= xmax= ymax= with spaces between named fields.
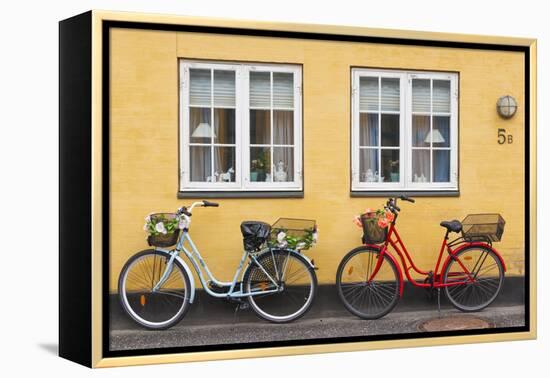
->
xmin=109 ymin=304 xmax=525 ymax=351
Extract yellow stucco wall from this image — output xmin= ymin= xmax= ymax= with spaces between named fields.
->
xmin=109 ymin=28 xmax=525 ymax=292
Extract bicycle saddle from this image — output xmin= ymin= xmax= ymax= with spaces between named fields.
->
xmin=440 ymin=220 xmax=463 ymax=233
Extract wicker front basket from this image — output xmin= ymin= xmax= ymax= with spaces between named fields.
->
xmin=146 ymin=213 xmax=180 ymax=247
xmin=148 ymin=230 xmax=180 ymax=248
xmin=361 ymin=212 xmax=388 ymax=244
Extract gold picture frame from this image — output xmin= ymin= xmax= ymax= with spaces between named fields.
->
xmin=59 ymin=10 xmax=537 ymax=368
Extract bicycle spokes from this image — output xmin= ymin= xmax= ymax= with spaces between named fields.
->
xmin=337 ymin=249 xmax=400 ymax=319
xmin=246 ymin=250 xmax=316 ymax=322
xmin=444 ymin=247 xmax=504 ymax=311
xmin=121 ymin=252 xmax=189 ymax=326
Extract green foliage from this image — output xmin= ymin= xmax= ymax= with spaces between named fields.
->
xmin=144 ymin=213 xmax=180 ymax=236
xmin=269 ymin=227 xmax=317 ymax=251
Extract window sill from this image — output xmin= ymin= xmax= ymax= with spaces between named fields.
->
xmin=350 ymin=190 xmax=459 ymax=197
xmin=178 ymin=191 xmax=304 ymax=199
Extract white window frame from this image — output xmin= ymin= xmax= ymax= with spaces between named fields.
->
xmin=179 ymin=60 xmax=303 ymax=192
xmin=351 ymin=68 xmax=458 ymax=192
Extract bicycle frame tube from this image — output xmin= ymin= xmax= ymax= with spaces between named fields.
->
xmin=174 ymin=231 xmax=279 ymax=298
xmin=376 ymin=223 xmax=478 ymax=289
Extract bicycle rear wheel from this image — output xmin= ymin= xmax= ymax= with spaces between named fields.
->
xmin=443 ymin=245 xmax=504 ymax=312
xmin=244 ymin=249 xmax=317 ymax=323
xmin=118 ymin=249 xmax=192 ymax=329
xmin=336 ymin=246 xmax=400 ymax=319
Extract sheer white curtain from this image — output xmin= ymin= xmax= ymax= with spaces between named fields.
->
xmin=273 ymin=110 xmax=294 ymax=181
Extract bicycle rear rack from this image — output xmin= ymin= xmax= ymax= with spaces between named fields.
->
xmin=447 ymin=235 xmax=493 ymax=248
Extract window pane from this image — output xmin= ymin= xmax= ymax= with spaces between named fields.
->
xmin=359 ymin=113 xmax=378 ymax=146
xmin=189 ymin=107 xmax=212 ymax=143
xmin=250 ymin=147 xmax=271 ymax=182
xmin=381 ymin=149 xmax=400 ymax=183
xmin=189 ymin=68 xmax=211 ymax=106
xmin=273 ymin=147 xmax=294 ymax=182
xmin=359 ymin=77 xmax=378 ymax=112
xmin=214 ymin=108 xmax=235 ymax=144
xmin=213 ymin=70 xmax=235 ymax=107
xmin=359 ymin=149 xmax=379 ymax=182
xmin=412 ymin=150 xmax=430 ymax=183
xmin=250 ymin=109 xmax=270 ymax=144
xmin=412 ymin=115 xmax=430 ymax=147
xmin=189 ymin=146 xmax=211 ymax=182
xmin=433 ymin=116 xmax=450 ymax=147
xmin=433 ymin=80 xmax=450 ymax=113
xmin=433 ymin=150 xmax=450 ymax=182
xmin=250 ymin=71 xmax=270 ymax=108
xmin=381 ymin=114 xmax=399 ymax=146
xmin=412 ymin=79 xmax=430 ymax=113
xmin=214 ymin=147 xmax=236 ymax=182
xmin=273 ymin=72 xmax=294 ymax=108
xmin=381 ymin=78 xmax=400 ymax=112
xmin=273 ymin=110 xmax=294 ymax=145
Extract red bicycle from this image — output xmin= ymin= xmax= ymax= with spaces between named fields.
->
xmin=336 ymin=196 xmax=506 ymax=319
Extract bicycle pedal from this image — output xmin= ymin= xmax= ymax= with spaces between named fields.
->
xmin=238 ymin=302 xmax=250 ymax=310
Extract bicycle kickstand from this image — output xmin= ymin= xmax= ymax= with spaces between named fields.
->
xmin=437 ymin=288 xmax=441 ymax=319
xmin=233 ymin=303 xmax=240 ymax=323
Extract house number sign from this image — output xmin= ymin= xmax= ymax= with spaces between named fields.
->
xmin=498 ymin=128 xmax=513 ymax=144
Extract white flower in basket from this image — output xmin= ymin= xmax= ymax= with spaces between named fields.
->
xmin=296 ymin=242 xmax=306 ymax=250
xmin=155 ymin=222 xmax=167 ymax=235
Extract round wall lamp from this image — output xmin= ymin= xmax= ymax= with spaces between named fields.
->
xmin=496 ymin=95 xmax=518 ymax=119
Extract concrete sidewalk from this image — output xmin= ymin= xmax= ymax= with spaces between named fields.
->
xmin=109 ymin=283 xmax=526 ymax=351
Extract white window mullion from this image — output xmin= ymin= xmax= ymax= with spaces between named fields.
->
xmin=242 ymin=66 xmax=250 ymax=188
xmin=210 ymin=69 xmax=215 ymax=183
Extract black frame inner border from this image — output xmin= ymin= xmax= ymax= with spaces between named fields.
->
xmin=102 ymin=20 xmax=531 ymax=359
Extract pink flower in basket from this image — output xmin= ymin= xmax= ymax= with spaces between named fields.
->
xmin=353 ymin=215 xmax=362 ymax=228
xmin=385 ymin=211 xmax=395 ymax=222
xmin=377 ymin=217 xmax=389 ymax=229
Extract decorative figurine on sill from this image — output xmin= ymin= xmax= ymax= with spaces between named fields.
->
xmin=206 ymin=172 xmax=219 ymax=182
xmin=219 ymin=167 xmax=234 ymax=182
xmin=414 ymin=173 xmax=428 ymax=183
xmin=274 ymin=160 xmax=287 ymax=182
xmin=365 ymin=169 xmax=382 ymax=182
xmin=366 ymin=169 xmax=375 ymax=182
xmin=265 ymin=173 xmax=272 ymax=182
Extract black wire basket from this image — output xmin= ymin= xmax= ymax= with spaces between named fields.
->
xmin=146 ymin=213 xmax=181 ymax=248
xmin=361 ymin=212 xmax=388 ymax=244
xmin=269 ymin=218 xmax=317 ymax=250
xmin=461 ymin=214 xmax=506 ymax=242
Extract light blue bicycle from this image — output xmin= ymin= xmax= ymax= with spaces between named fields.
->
xmin=118 ymin=200 xmax=318 ymax=329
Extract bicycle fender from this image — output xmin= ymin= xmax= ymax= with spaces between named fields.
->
xmin=173 ymin=255 xmax=196 ymax=303
xmin=296 ymin=252 xmax=315 ymax=269
xmin=442 ymin=242 xmax=507 ymax=274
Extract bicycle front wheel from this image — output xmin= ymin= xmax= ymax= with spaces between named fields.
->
xmin=118 ymin=249 xmax=192 ymax=329
xmin=336 ymin=246 xmax=400 ymax=319
xmin=443 ymin=245 xmax=504 ymax=312
xmin=244 ymin=249 xmax=317 ymax=323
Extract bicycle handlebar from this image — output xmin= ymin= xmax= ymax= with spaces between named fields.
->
xmin=400 ymin=195 xmax=415 ymax=203
xmin=386 ymin=196 xmax=415 ymax=214
xmin=177 ymin=200 xmax=220 ymax=217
